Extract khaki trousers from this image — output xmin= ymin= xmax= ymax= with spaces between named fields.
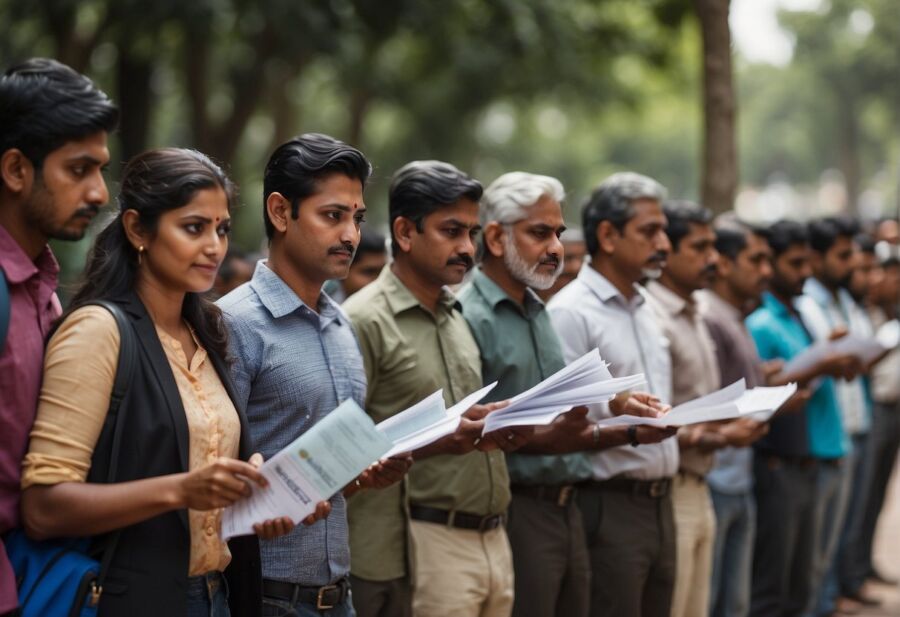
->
xmin=670 ymin=474 xmax=716 ymax=617
xmin=409 ymin=520 xmax=514 ymax=617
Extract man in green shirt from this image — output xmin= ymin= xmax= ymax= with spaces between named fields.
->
xmin=344 ymin=161 xmax=528 ymax=617
xmin=460 ymin=171 xmax=676 ymax=617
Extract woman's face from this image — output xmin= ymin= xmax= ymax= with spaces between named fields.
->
xmin=141 ymin=187 xmax=231 ymax=294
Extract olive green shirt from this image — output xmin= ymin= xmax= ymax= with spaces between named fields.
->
xmin=344 ymin=267 xmax=509 ymax=581
xmin=459 ymin=268 xmax=593 ymax=486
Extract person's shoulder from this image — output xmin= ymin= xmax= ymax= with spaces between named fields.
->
xmin=217 ymin=282 xmax=266 ymax=320
xmin=48 ymin=304 xmax=120 ymax=356
xmin=343 ymin=279 xmax=390 ymax=325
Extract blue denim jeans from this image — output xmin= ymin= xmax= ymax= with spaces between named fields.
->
xmin=261 ymin=592 xmax=356 ymax=617
xmin=186 ymin=571 xmax=231 ymax=617
xmin=710 ymin=489 xmax=755 ymax=617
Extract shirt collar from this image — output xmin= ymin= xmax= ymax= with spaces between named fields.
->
xmin=803 ymin=277 xmax=835 ymax=308
xmin=470 ymin=267 xmax=545 ymax=319
xmin=380 ymin=266 xmax=462 ymax=316
xmin=698 ymin=289 xmax=742 ymax=323
xmin=645 ymin=280 xmax=694 ymax=316
xmin=0 ymin=224 xmax=59 ymax=284
xmin=250 ymin=260 xmax=347 ymax=327
xmin=761 ymin=291 xmax=793 ymax=318
xmin=577 ymin=262 xmax=644 ymax=310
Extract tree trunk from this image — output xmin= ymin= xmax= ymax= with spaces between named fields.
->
xmin=116 ymin=48 xmax=154 ymax=167
xmin=835 ymin=94 xmax=861 ymax=216
xmin=695 ymin=0 xmax=737 ymax=214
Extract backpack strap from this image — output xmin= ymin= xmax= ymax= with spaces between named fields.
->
xmin=0 ymin=269 xmax=9 ymax=353
xmin=86 ymin=300 xmax=139 ymax=594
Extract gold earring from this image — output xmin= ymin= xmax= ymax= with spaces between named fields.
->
xmin=138 ymin=245 xmax=145 ymax=266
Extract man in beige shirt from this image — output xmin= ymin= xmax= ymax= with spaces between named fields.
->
xmin=645 ymin=201 xmax=763 ymax=617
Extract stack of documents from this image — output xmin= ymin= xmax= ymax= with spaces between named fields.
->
xmin=222 ymin=399 xmax=393 ymax=539
xmin=596 ymin=379 xmax=798 ymax=428
xmin=481 ymin=348 xmax=647 ymax=434
xmin=784 ymin=324 xmax=899 ymax=376
xmin=377 ymin=383 xmax=497 ymax=457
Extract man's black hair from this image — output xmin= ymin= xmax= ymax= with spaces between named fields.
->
xmin=854 ymin=232 xmax=876 ymax=255
xmin=388 ymin=160 xmax=482 ymax=255
xmin=581 ymin=172 xmax=667 ymax=257
xmin=262 ymin=133 xmax=372 ymax=240
xmin=807 ymin=216 xmax=859 ymax=254
xmin=662 ymin=200 xmax=713 ymax=251
xmin=759 ymin=220 xmax=808 ymax=258
xmin=353 ymin=227 xmax=387 ymax=263
xmin=0 ymin=58 xmax=118 ymax=183
xmin=713 ymin=218 xmax=763 ymax=260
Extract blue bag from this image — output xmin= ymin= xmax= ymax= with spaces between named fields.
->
xmin=5 ymin=300 xmax=136 ymax=617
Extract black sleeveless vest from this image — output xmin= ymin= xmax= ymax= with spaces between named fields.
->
xmin=85 ymin=293 xmax=261 ymax=616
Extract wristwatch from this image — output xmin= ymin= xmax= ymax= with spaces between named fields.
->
xmin=627 ymin=425 xmax=640 ymax=447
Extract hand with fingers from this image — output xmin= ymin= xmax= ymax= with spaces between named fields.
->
xmin=478 ymin=425 xmax=533 ymax=452
xmin=610 ymin=391 xmax=670 ymax=418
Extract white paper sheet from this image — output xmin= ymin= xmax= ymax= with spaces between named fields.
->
xmin=596 ymin=380 xmax=798 ymax=428
xmin=379 ymin=382 xmax=498 ymax=457
xmin=481 ymin=349 xmax=647 ymax=434
xmin=221 ymin=399 xmax=393 ymax=539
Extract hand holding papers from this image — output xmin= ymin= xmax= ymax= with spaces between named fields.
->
xmin=222 ymin=399 xmax=392 ymax=539
xmin=782 ymin=327 xmax=894 ymax=378
xmin=377 ymin=383 xmax=498 ymax=457
xmin=597 ymin=380 xmax=798 ymax=428
xmin=481 ymin=348 xmax=648 ymax=434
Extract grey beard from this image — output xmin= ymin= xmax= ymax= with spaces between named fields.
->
xmin=502 ymin=234 xmax=563 ymax=290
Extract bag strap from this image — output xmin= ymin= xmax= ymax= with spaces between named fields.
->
xmin=0 ymin=269 xmax=9 ymax=353
xmin=88 ymin=300 xmax=138 ymax=590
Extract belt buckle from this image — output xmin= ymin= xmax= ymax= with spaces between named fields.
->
xmin=478 ymin=515 xmax=497 ymax=532
xmin=316 ymin=584 xmax=338 ymax=610
xmin=648 ymin=481 xmax=665 ymax=498
xmin=557 ymin=486 xmax=573 ymax=507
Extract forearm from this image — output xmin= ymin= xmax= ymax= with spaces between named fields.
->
xmin=22 ymin=474 xmax=186 ymax=540
xmin=519 ymin=424 xmax=632 ymax=454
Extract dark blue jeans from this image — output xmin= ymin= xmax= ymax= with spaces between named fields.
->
xmin=186 ymin=571 xmax=230 ymax=617
xmin=262 ymin=592 xmax=356 ymax=617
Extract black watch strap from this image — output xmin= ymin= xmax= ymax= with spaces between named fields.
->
xmin=627 ymin=425 xmax=640 ymax=447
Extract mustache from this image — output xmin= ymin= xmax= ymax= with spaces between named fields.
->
xmin=73 ymin=204 xmax=100 ymax=219
xmin=539 ymin=256 xmax=560 ymax=268
xmin=646 ymin=251 xmax=668 ymax=265
xmin=446 ymin=254 xmax=474 ymax=270
xmin=701 ymin=264 xmax=718 ymax=276
xmin=328 ymin=242 xmax=355 ymax=257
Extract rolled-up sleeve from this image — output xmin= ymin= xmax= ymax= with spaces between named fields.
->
xmin=21 ymin=306 xmax=119 ymax=488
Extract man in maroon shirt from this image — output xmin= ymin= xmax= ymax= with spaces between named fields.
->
xmin=0 ymin=58 xmax=117 ymax=616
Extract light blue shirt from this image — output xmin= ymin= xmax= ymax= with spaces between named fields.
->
xmin=218 ymin=261 xmax=367 ymax=585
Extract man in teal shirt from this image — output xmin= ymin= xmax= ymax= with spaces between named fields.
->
xmin=460 ymin=172 xmax=669 ymax=617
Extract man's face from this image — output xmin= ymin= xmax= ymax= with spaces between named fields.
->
xmin=283 ymin=173 xmax=365 ymax=286
xmin=404 ymin=198 xmax=481 ymax=288
xmin=722 ymin=232 xmax=773 ymax=303
xmin=23 ymin=131 xmax=110 ymax=241
xmin=664 ymin=222 xmax=719 ymax=293
xmin=499 ymin=195 xmax=565 ymax=290
xmin=603 ymin=199 xmax=670 ymax=284
xmin=877 ymin=220 xmax=899 ymax=245
xmin=874 ymin=265 xmax=900 ymax=305
xmin=771 ymin=243 xmax=812 ymax=298
xmin=343 ymin=249 xmax=387 ymax=297
xmin=847 ymin=249 xmax=877 ymax=302
xmin=819 ymin=235 xmax=856 ymax=289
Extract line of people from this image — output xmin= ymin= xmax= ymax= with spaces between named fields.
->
xmin=2 ymin=58 xmax=899 ymax=617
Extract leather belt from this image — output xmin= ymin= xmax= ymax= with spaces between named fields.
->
xmin=511 ymin=484 xmax=577 ymax=507
xmin=263 ymin=577 xmax=349 ymax=611
xmin=409 ymin=505 xmax=504 ymax=532
xmin=589 ymin=477 xmax=671 ymax=498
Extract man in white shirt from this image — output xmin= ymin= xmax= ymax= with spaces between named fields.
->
xmin=549 ymin=172 xmax=678 ymax=617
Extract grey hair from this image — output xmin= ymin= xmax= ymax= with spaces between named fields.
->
xmin=481 ymin=171 xmax=565 ymax=226
xmin=582 ymin=172 xmax=667 ymax=256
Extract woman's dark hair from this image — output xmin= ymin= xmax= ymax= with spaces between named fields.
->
xmin=388 ymin=160 xmax=483 ymax=255
xmin=0 ymin=58 xmax=118 ymax=180
xmin=262 ymin=133 xmax=372 ymax=240
xmin=67 ymin=148 xmax=237 ymax=360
